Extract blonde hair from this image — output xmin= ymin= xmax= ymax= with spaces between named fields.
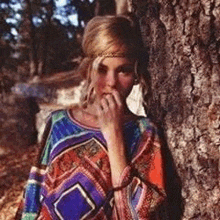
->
xmin=78 ymin=15 xmax=149 ymax=107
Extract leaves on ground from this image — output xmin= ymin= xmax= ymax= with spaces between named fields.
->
xmin=0 ymin=145 xmax=38 ymax=220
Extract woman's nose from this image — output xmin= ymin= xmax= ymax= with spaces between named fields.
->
xmin=106 ymin=71 xmax=117 ymax=87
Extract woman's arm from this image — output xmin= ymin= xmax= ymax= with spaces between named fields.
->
xmin=97 ymin=91 xmax=167 ymax=219
xmin=96 ymin=90 xmax=128 ymax=187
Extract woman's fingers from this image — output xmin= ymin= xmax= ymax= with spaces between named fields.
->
xmin=98 ymin=91 xmax=122 ymax=117
xmin=112 ymin=90 xmax=122 ymax=109
xmin=105 ymin=94 xmax=116 ymax=109
xmin=100 ymin=96 xmax=109 ymax=112
xmin=97 ymin=92 xmax=123 ymax=135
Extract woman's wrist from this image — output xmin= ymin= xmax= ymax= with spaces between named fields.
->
xmin=105 ymin=126 xmax=124 ymax=143
xmin=108 ymin=140 xmax=127 ymax=186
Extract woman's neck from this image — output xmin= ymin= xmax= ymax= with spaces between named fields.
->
xmin=84 ymin=101 xmax=137 ymax=122
xmin=69 ymin=102 xmax=139 ymax=129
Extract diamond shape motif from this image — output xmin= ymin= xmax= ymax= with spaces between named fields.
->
xmin=54 ymin=183 xmax=95 ymax=220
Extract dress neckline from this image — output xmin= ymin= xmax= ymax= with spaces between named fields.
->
xmin=66 ymin=108 xmax=143 ymax=131
xmin=66 ymin=108 xmax=101 ymax=131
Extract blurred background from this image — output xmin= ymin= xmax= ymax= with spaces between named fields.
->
xmin=0 ymin=0 xmax=94 ymax=149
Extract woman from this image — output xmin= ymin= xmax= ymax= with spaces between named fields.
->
xmin=17 ymin=15 xmax=167 ymax=219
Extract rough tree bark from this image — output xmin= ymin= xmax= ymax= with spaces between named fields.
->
xmin=133 ymin=0 xmax=220 ymax=219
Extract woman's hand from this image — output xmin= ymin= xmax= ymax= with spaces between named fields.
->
xmin=96 ymin=90 xmax=124 ymax=144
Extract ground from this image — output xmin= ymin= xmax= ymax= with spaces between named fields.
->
xmin=0 ymin=145 xmax=38 ymax=220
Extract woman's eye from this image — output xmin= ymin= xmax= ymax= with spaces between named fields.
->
xmin=119 ymin=66 xmax=134 ymax=75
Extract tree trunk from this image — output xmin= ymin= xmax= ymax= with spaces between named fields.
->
xmin=94 ymin=0 xmax=115 ymax=15
xmin=39 ymin=0 xmax=54 ymax=76
xmin=133 ymin=0 xmax=220 ymax=219
xmin=26 ymin=0 xmax=38 ymax=76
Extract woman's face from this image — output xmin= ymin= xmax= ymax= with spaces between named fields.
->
xmin=92 ymin=56 xmax=136 ymax=102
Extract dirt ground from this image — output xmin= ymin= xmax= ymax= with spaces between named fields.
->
xmin=0 ymin=145 xmax=39 ymax=220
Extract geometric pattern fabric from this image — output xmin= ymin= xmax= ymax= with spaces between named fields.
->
xmin=16 ymin=109 xmax=167 ymax=220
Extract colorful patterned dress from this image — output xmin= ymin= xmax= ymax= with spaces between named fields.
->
xmin=16 ymin=109 xmax=167 ymax=220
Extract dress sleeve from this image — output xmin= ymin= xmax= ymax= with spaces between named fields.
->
xmin=15 ymin=114 xmax=53 ymax=220
xmin=112 ymin=120 xmax=167 ymax=220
